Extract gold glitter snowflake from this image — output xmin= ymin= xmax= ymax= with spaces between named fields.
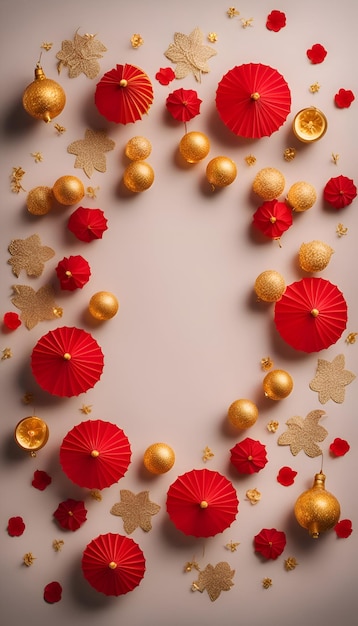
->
xmin=284 ymin=556 xmax=298 ymax=571
xmin=262 ymin=577 xmax=273 ymax=589
xmin=80 ymin=404 xmax=92 ymax=414
xmin=309 ymin=82 xmax=320 ymax=93
xmin=246 ymin=488 xmax=261 ymax=504
xmin=52 ymin=539 xmax=64 ymax=552
xmin=1 ymin=348 xmax=12 ymax=360
xmin=241 ymin=18 xmax=254 ymax=28
xmin=10 ymin=167 xmax=26 ymax=193
xmin=23 ymin=553 xmax=36 ymax=566
xmin=336 ymin=223 xmax=348 ymax=237
xmin=267 ymin=420 xmax=279 ymax=433
xmin=283 ymin=147 xmax=296 ymax=161
xmin=131 ymin=34 xmax=144 ymax=48
xmin=202 ymin=446 xmax=214 ymax=462
xmin=31 ymin=152 xmax=43 ymax=163
xmin=245 ymin=155 xmax=256 ymax=166
xmin=225 ymin=540 xmax=240 ymax=552
xmin=346 ymin=332 xmax=358 ymax=344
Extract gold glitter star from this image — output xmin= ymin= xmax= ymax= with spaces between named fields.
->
xmin=131 ymin=34 xmax=144 ymax=48
xmin=261 ymin=356 xmax=273 ymax=371
xmin=262 ymin=577 xmax=273 ymax=589
xmin=52 ymin=539 xmax=64 ymax=552
xmin=164 ymin=27 xmax=217 ymax=82
xmin=207 ymin=32 xmax=218 ymax=43
xmin=283 ymin=147 xmax=296 ymax=161
xmin=8 ymin=234 xmax=55 ymax=278
xmin=246 ymin=488 xmax=261 ymax=504
xmin=227 ymin=7 xmax=240 ymax=18
xmin=278 ymin=409 xmax=328 ymax=457
xmin=111 ymin=490 xmax=161 ymax=533
xmin=336 ymin=223 xmax=348 ymax=237
xmin=80 ymin=404 xmax=92 ymax=414
xmin=56 ymin=30 xmax=107 ymax=79
xmin=202 ymin=446 xmax=214 ymax=462
xmin=23 ymin=553 xmax=36 ymax=566
xmin=225 ymin=540 xmax=240 ymax=552
xmin=331 ymin=153 xmax=340 ymax=164
xmin=284 ymin=556 xmax=298 ymax=571
xmin=31 ymin=152 xmax=43 ymax=163
xmin=192 ymin=562 xmax=235 ymax=602
xmin=241 ymin=18 xmax=254 ymax=28
xmin=54 ymin=124 xmax=66 ymax=134
xmin=67 ymin=128 xmax=115 ymax=178
xmin=41 ymin=42 xmax=53 ymax=51
xmin=346 ymin=332 xmax=358 ymax=344
xmin=11 ymin=284 xmax=61 ymax=330
xmin=309 ymin=82 xmax=320 ymax=93
xmin=267 ymin=420 xmax=279 ymax=433
xmin=1 ymin=348 xmax=12 ymax=360
xmin=10 ymin=167 xmax=26 ymax=193
xmin=245 ymin=154 xmax=256 ymax=166
xmin=309 ymin=354 xmax=355 ymax=404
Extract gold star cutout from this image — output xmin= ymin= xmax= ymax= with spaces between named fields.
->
xmin=227 ymin=7 xmax=240 ymax=18
xmin=90 ymin=489 xmax=102 ymax=501
xmin=80 ymin=404 xmax=92 ymax=414
xmin=164 ymin=27 xmax=217 ymax=82
xmin=261 ymin=356 xmax=273 ymax=371
xmin=225 ymin=540 xmax=240 ymax=552
xmin=67 ymin=129 xmax=115 ymax=178
xmin=131 ymin=34 xmax=143 ymax=48
xmin=207 ymin=33 xmax=218 ymax=43
xmin=331 ymin=153 xmax=340 ymax=164
xmin=309 ymin=82 xmax=320 ymax=93
xmin=284 ymin=556 xmax=298 ymax=571
xmin=41 ymin=42 xmax=53 ymax=51
xmin=202 ymin=446 xmax=214 ymax=462
xmin=54 ymin=123 xmax=66 ymax=134
xmin=246 ymin=488 xmax=261 ymax=504
xmin=31 ymin=152 xmax=43 ymax=163
xmin=262 ymin=577 xmax=273 ymax=589
xmin=245 ymin=154 xmax=256 ymax=166
xmin=241 ymin=18 xmax=254 ymax=28
xmin=11 ymin=284 xmax=62 ymax=330
xmin=278 ymin=409 xmax=328 ymax=457
xmin=8 ymin=234 xmax=55 ymax=278
xmin=110 ymin=490 xmax=161 ymax=533
xmin=309 ymin=354 xmax=355 ymax=404
xmin=52 ymin=539 xmax=64 ymax=552
xmin=192 ymin=562 xmax=235 ymax=602
xmin=267 ymin=420 xmax=279 ymax=433
xmin=22 ymin=392 xmax=34 ymax=405
xmin=86 ymin=186 xmax=100 ymax=198
xmin=283 ymin=147 xmax=296 ymax=161
xmin=23 ymin=553 xmax=36 ymax=566
xmin=56 ymin=30 xmax=107 ymax=78
xmin=1 ymin=347 xmax=12 ymax=360
xmin=336 ymin=223 xmax=348 ymax=237
xmin=184 ymin=560 xmax=200 ymax=572
xmin=10 ymin=167 xmax=26 ymax=193
xmin=346 ymin=332 xmax=358 ymax=344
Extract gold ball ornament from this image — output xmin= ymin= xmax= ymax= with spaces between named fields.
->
xmin=263 ymin=369 xmax=293 ymax=400
xmin=206 ymin=156 xmax=237 ymax=189
xmin=88 ymin=291 xmax=119 ymax=321
xmin=123 ymin=161 xmax=154 ymax=192
xmin=179 ymin=131 xmax=210 ymax=163
xmin=252 ymin=168 xmax=285 ymax=200
xmin=143 ymin=443 xmax=175 ymax=474
xmin=22 ymin=64 xmax=66 ymax=123
xmin=287 ymin=181 xmax=317 ymax=212
xmin=125 ymin=136 xmax=152 ymax=161
xmin=52 ymin=176 xmax=85 ymax=206
xmin=228 ymin=399 xmax=259 ymax=430
xmin=298 ymin=240 xmax=334 ymax=272
xmin=14 ymin=416 xmax=49 ymax=457
xmin=294 ymin=473 xmax=341 ymax=538
xmin=26 ymin=186 xmax=54 ymax=215
xmin=254 ymin=270 xmax=286 ymax=302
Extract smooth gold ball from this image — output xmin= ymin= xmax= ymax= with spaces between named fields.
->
xmin=26 ymin=186 xmax=54 ymax=215
xmin=143 ymin=442 xmax=175 ymax=474
xmin=228 ymin=399 xmax=259 ymax=429
xmin=52 ymin=176 xmax=85 ymax=206
xmin=254 ymin=270 xmax=286 ymax=302
xmin=263 ymin=369 xmax=293 ymax=400
xmin=206 ymin=156 xmax=237 ymax=188
xmin=125 ymin=136 xmax=152 ymax=161
xmin=252 ymin=168 xmax=285 ymax=200
xmin=298 ymin=240 xmax=334 ymax=272
xmin=88 ymin=291 xmax=119 ymax=321
xmin=179 ymin=131 xmax=210 ymax=163
xmin=123 ymin=161 xmax=155 ymax=192
xmin=14 ymin=416 xmax=49 ymax=455
xmin=22 ymin=66 xmax=66 ymax=123
xmin=287 ymin=181 xmax=317 ymax=212
xmin=294 ymin=473 xmax=340 ymax=538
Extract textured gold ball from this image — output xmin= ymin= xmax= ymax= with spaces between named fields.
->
xmin=52 ymin=176 xmax=85 ymax=206
xmin=298 ymin=240 xmax=334 ymax=272
xmin=123 ymin=161 xmax=155 ymax=192
xmin=228 ymin=399 xmax=259 ymax=429
xmin=252 ymin=167 xmax=285 ymax=200
xmin=125 ymin=136 xmax=152 ymax=161
xmin=287 ymin=181 xmax=317 ymax=212
xmin=263 ymin=369 xmax=293 ymax=400
xmin=26 ymin=186 xmax=54 ymax=215
xmin=206 ymin=156 xmax=237 ymax=188
xmin=143 ymin=443 xmax=175 ymax=474
xmin=22 ymin=67 xmax=66 ymax=122
xmin=294 ymin=473 xmax=341 ymax=538
xmin=179 ymin=131 xmax=210 ymax=163
xmin=88 ymin=291 xmax=119 ymax=321
xmin=254 ymin=270 xmax=286 ymax=302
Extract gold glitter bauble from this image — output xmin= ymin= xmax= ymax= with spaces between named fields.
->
xmin=143 ymin=442 xmax=175 ymax=474
xmin=287 ymin=181 xmax=317 ymax=212
xmin=125 ymin=136 xmax=152 ymax=161
xmin=22 ymin=65 xmax=66 ymax=123
xmin=252 ymin=168 xmax=285 ymax=200
xmin=228 ymin=399 xmax=258 ymax=430
xmin=206 ymin=156 xmax=237 ymax=188
xmin=52 ymin=176 xmax=85 ymax=206
xmin=26 ymin=186 xmax=54 ymax=215
xmin=88 ymin=291 xmax=119 ymax=320
xmin=123 ymin=161 xmax=154 ymax=192
xmin=263 ymin=369 xmax=293 ymax=400
xmin=294 ymin=473 xmax=340 ymax=538
xmin=298 ymin=240 xmax=334 ymax=272
xmin=14 ymin=416 xmax=49 ymax=457
xmin=179 ymin=131 xmax=210 ymax=163
xmin=254 ymin=270 xmax=286 ymax=302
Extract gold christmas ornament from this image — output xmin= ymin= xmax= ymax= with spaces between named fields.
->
xmin=294 ymin=472 xmax=340 ymax=538
xmin=252 ymin=168 xmax=285 ymax=200
xmin=22 ymin=64 xmax=66 ymax=123
xmin=14 ymin=416 xmax=49 ymax=457
xmin=125 ymin=136 xmax=152 ymax=161
xmin=88 ymin=291 xmax=119 ymax=320
xmin=254 ymin=270 xmax=286 ymax=302
xmin=52 ymin=175 xmax=85 ymax=205
xmin=298 ymin=240 xmax=334 ymax=272
xmin=287 ymin=181 xmax=317 ymax=212
xmin=228 ymin=398 xmax=258 ymax=429
xmin=263 ymin=369 xmax=293 ymax=400
xmin=26 ymin=186 xmax=54 ymax=215
xmin=292 ymin=107 xmax=327 ymax=143
xmin=123 ymin=161 xmax=154 ymax=192
xmin=179 ymin=131 xmax=210 ymax=163
xmin=143 ymin=442 xmax=175 ymax=474
xmin=206 ymin=156 xmax=237 ymax=189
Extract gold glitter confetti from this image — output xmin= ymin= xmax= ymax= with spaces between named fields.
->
xmin=284 ymin=556 xmax=298 ymax=571
xmin=90 ymin=489 xmax=102 ymax=501
xmin=11 ymin=284 xmax=62 ymax=330
xmin=207 ymin=32 xmax=218 ymax=43
xmin=10 ymin=167 xmax=26 ymax=193
xmin=31 ymin=152 xmax=43 ymax=163
xmin=245 ymin=154 xmax=256 ymax=166
xmin=227 ymin=7 xmax=240 ymax=18
xmin=192 ymin=562 xmax=235 ymax=602
xmin=184 ymin=560 xmax=200 ymax=572
xmin=56 ymin=31 xmax=107 ymax=79
xmin=67 ymin=128 xmax=115 ymax=178
xmin=267 ymin=420 xmax=279 ymax=433
xmin=309 ymin=354 xmax=355 ymax=404
xmin=22 ymin=392 xmax=34 ymax=405
xmin=131 ymin=33 xmax=144 ymax=48
xmin=246 ymin=488 xmax=261 ymax=504
xmin=283 ymin=147 xmax=296 ymax=161
xmin=225 ymin=540 xmax=240 ymax=552
xmin=54 ymin=123 xmax=66 ymax=134
xmin=331 ymin=153 xmax=340 ymax=164
xmin=241 ymin=18 xmax=254 ymax=28
xmin=336 ymin=223 xmax=348 ymax=237
xmin=41 ymin=42 xmax=53 ymax=51
xmin=8 ymin=234 xmax=55 ymax=278
xmin=80 ymin=404 xmax=92 ymax=414
xmin=261 ymin=356 xmax=273 ymax=371
xmin=86 ymin=186 xmax=100 ymax=198
xmin=52 ymin=539 xmax=64 ymax=552
xmin=164 ymin=27 xmax=217 ymax=82
xmin=202 ymin=446 xmax=214 ymax=462
xmin=23 ymin=553 xmax=36 ymax=566
xmin=278 ymin=409 xmax=328 ymax=457
xmin=1 ymin=348 xmax=12 ymax=360
xmin=309 ymin=82 xmax=320 ymax=93
xmin=346 ymin=332 xmax=358 ymax=344
xmin=262 ymin=577 xmax=272 ymax=589
xmin=111 ymin=490 xmax=161 ymax=533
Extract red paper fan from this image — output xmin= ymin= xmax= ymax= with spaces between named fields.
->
xmin=82 ymin=533 xmax=145 ymax=596
xmin=254 ymin=528 xmax=286 ymax=559
xmin=230 ymin=437 xmax=268 ymax=474
xmin=95 ymin=63 xmax=153 ymax=124
xmin=166 ymin=88 xmax=202 ymax=122
xmin=252 ymin=200 xmax=293 ymax=240
xmin=67 ymin=207 xmax=108 ymax=242
xmin=55 ymin=255 xmax=91 ymax=290
xmin=166 ymin=468 xmax=238 ymax=538
xmin=323 ymin=175 xmax=357 ymax=209
xmin=53 ymin=498 xmax=87 ymax=531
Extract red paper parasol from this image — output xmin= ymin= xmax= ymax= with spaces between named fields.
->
xmin=254 ymin=528 xmax=286 ymax=559
xmin=252 ymin=200 xmax=293 ymax=240
xmin=55 ymin=255 xmax=91 ymax=290
xmin=53 ymin=498 xmax=87 ymax=531
xmin=166 ymin=88 xmax=202 ymax=122
xmin=82 ymin=533 xmax=145 ymax=596
xmin=59 ymin=419 xmax=131 ymax=489
xmin=230 ymin=438 xmax=268 ymax=474
xmin=31 ymin=326 xmax=104 ymax=397
xmin=216 ymin=63 xmax=291 ymax=138
xmin=95 ymin=64 xmax=154 ymax=124
xmin=68 ymin=207 xmax=108 ymax=242
xmin=274 ymin=277 xmax=347 ymax=352
xmin=166 ymin=468 xmax=238 ymax=538
xmin=323 ymin=175 xmax=357 ymax=209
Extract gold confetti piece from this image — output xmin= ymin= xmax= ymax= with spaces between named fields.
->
xmin=245 ymin=154 xmax=256 ymax=166
xmin=90 ymin=489 xmax=102 ymax=501
xmin=227 ymin=7 xmax=240 ymax=18
xmin=241 ymin=18 xmax=254 ymax=28
xmin=10 ymin=167 xmax=26 ymax=193
xmin=267 ymin=420 xmax=279 ymax=433
xmin=202 ymin=446 xmax=214 ymax=462
xmin=56 ymin=30 xmax=107 ymax=79
xmin=309 ymin=82 xmax=320 ymax=93
xmin=346 ymin=332 xmax=358 ymax=344
xmin=23 ymin=553 xmax=36 ymax=566
xmin=11 ymin=284 xmax=61 ymax=330
xmin=261 ymin=356 xmax=273 ymax=371
xmin=1 ymin=348 xmax=12 ymax=360
xmin=111 ymin=490 xmax=161 ymax=534
xmin=41 ymin=42 xmax=53 ymax=51
xmin=336 ymin=223 xmax=348 ymax=237
xmin=283 ymin=147 xmax=296 ymax=161
xmin=184 ymin=560 xmax=200 ymax=572
xmin=80 ymin=404 xmax=92 ymax=414
xmin=31 ymin=152 xmax=43 ymax=163
xmin=54 ymin=123 xmax=66 ymax=134
xmin=246 ymin=488 xmax=261 ymax=504
xmin=67 ymin=128 xmax=115 ymax=178
xmin=164 ymin=27 xmax=217 ymax=82
xmin=309 ymin=354 xmax=356 ymax=404
xmin=52 ymin=539 xmax=64 ymax=552
xmin=225 ymin=540 xmax=240 ymax=552
xmin=262 ymin=577 xmax=273 ymax=589
xmin=86 ymin=186 xmax=100 ymax=198
xmin=8 ymin=234 xmax=55 ymax=278
xmin=131 ymin=33 xmax=144 ymax=48
xmin=22 ymin=392 xmax=34 ymax=405
xmin=192 ymin=562 xmax=235 ymax=602
xmin=278 ymin=409 xmax=328 ymax=457
xmin=331 ymin=153 xmax=340 ymax=164
xmin=284 ymin=556 xmax=298 ymax=571
xmin=207 ymin=32 xmax=218 ymax=43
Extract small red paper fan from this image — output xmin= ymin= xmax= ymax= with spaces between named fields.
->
xmin=166 ymin=88 xmax=202 ymax=122
xmin=230 ymin=438 xmax=268 ymax=474
xmin=53 ymin=498 xmax=87 ymax=531
xmin=67 ymin=207 xmax=108 ymax=242
xmin=323 ymin=175 xmax=357 ymax=209
xmin=254 ymin=527 xmax=286 ymax=559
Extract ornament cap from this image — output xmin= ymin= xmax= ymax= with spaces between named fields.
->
xmin=34 ymin=65 xmax=46 ymax=80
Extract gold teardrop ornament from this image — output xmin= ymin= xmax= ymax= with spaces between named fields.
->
xmin=294 ymin=473 xmax=340 ymax=538
xmin=22 ymin=64 xmax=66 ymax=123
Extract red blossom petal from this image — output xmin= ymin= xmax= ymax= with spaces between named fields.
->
xmin=277 ymin=466 xmax=297 ymax=486
xmin=334 ymin=519 xmax=353 ymax=538
xmin=329 ymin=438 xmax=350 ymax=457
xmin=44 ymin=581 xmax=62 ymax=603
xmin=32 ymin=469 xmax=52 ymax=491
xmin=155 ymin=67 xmax=175 ymax=85
xmin=307 ymin=43 xmax=327 ymax=64
xmin=334 ymin=88 xmax=355 ymax=108
xmin=266 ymin=10 xmax=286 ymax=32
xmin=3 ymin=312 xmax=21 ymax=330
xmin=7 ymin=516 xmax=25 ymax=536
xmin=254 ymin=528 xmax=286 ymax=559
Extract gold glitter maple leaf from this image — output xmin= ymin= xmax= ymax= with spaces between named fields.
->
xmin=192 ymin=562 xmax=235 ymax=602
xmin=110 ymin=490 xmax=161 ymax=534
xmin=11 ymin=284 xmax=62 ymax=330
xmin=309 ymin=354 xmax=355 ymax=404
xmin=56 ymin=31 xmax=107 ymax=79
xmin=277 ymin=409 xmax=328 ymax=457
xmin=67 ymin=129 xmax=115 ymax=178
xmin=8 ymin=234 xmax=55 ymax=278
xmin=164 ymin=27 xmax=217 ymax=82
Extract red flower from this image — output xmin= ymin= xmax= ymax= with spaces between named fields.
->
xmin=277 ymin=466 xmax=297 ymax=486
xmin=53 ymin=498 xmax=87 ymax=531
xmin=329 ymin=438 xmax=350 ymax=457
xmin=3 ymin=312 xmax=21 ymax=330
xmin=334 ymin=519 xmax=353 ymax=539
xmin=44 ymin=581 xmax=62 ymax=603
xmin=254 ymin=528 xmax=286 ymax=559
xmin=266 ymin=10 xmax=286 ymax=32
xmin=7 ymin=516 xmax=25 ymax=536
xmin=32 ymin=469 xmax=52 ymax=491
xmin=307 ymin=43 xmax=327 ymax=64
xmin=334 ymin=88 xmax=355 ymax=109
xmin=155 ymin=67 xmax=175 ymax=85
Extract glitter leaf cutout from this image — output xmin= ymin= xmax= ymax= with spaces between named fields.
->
xmin=8 ymin=234 xmax=55 ymax=278
xmin=110 ymin=490 xmax=161 ymax=534
xmin=164 ymin=27 xmax=217 ymax=82
xmin=56 ymin=31 xmax=107 ymax=79
xmin=309 ymin=354 xmax=355 ymax=404
xmin=277 ymin=410 xmax=328 ymax=457
xmin=192 ymin=562 xmax=235 ymax=601
xmin=67 ymin=129 xmax=115 ymax=178
xmin=11 ymin=284 xmax=62 ymax=330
